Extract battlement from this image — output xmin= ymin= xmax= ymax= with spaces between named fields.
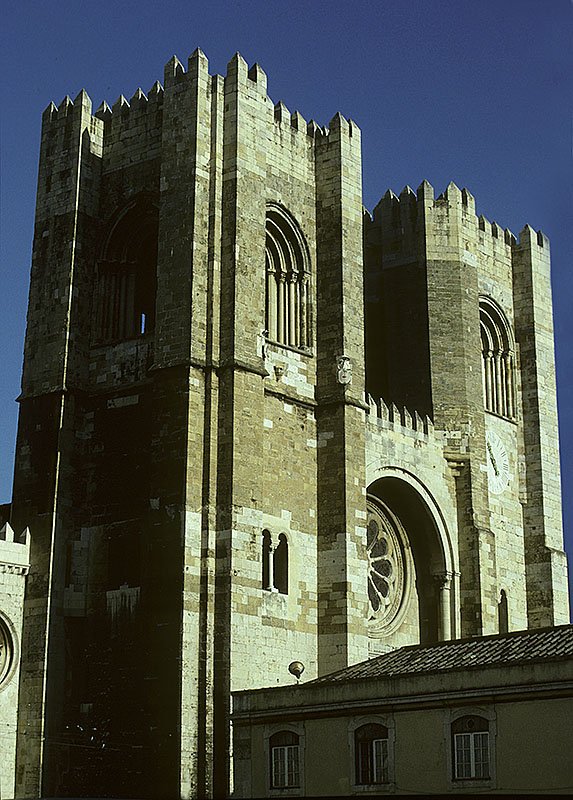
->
xmin=369 ymin=179 xmax=548 ymax=264
xmin=366 ymin=393 xmax=433 ymax=438
xmin=0 ymin=523 xmax=30 ymax=575
xmin=40 ymin=48 xmax=356 ymax=165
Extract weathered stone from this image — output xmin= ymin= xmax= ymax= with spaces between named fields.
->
xmin=0 ymin=50 xmax=567 ymax=800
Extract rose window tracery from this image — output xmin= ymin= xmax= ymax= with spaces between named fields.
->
xmin=0 ymin=616 xmax=13 ymax=687
xmin=366 ymin=500 xmax=407 ymax=629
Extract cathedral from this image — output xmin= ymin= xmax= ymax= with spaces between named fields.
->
xmin=0 ymin=49 xmax=569 ymax=799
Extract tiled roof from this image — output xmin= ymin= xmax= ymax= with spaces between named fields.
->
xmin=310 ymin=625 xmax=573 ymax=684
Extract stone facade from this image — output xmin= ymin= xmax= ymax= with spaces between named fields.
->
xmin=0 ymin=49 xmax=569 ymax=799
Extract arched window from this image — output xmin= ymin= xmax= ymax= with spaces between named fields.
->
xmin=269 ymin=730 xmax=300 ymax=788
xmin=480 ymin=298 xmax=515 ymax=419
xmin=355 ymin=723 xmax=389 ymax=785
xmin=261 ymin=530 xmax=289 ymax=595
xmin=96 ymin=197 xmax=158 ymax=342
xmin=265 ymin=204 xmax=310 ymax=349
xmin=452 ymin=715 xmax=490 ymax=780
xmin=274 ymin=533 xmax=288 ymax=594
xmin=498 ymin=589 xmax=508 ymax=634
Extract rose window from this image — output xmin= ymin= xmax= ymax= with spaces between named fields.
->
xmin=366 ymin=501 xmax=406 ymax=628
xmin=0 ymin=616 xmax=13 ymax=687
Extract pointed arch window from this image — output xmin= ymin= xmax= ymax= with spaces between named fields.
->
xmin=480 ymin=298 xmax=515 ymax=419
xmin=96 ymin=197 xmax=158 ymax=343
xmin=265 ymin=204 xmax=310 ymax=349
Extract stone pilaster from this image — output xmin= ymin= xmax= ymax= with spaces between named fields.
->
xmin=512 ymin=226 xmax=569 ymax=626
xmin=315 ymin=114 xmax=369 ymax=675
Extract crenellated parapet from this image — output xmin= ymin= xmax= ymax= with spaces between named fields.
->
xmin=0 ymin=523 xmax=30 ymax=575
xmin=366 ymin=393 xmax=434 ymax=439
xmin=368 ymin=179 xmax=548 ymax=271
xmin=38 ymin=48 xmax=359 ymax=206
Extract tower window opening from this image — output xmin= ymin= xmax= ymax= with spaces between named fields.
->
xmin=262 ymin=530 xmax=289 ymax=594
xmin=480 ymin=298 xmax=515 ymax=419
xmin=265 ymin=204 xmax=310 ymax=350
xmin=498 ymin=589 xmax=509 ymax=633
xmin=96 ymin=198 xmax=158 ymax=343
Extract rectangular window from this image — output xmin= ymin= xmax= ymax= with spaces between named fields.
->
xmin=454 ymin=732 xmax=490 ymax=780
xmin=271 ymin=745 xmax=300 ymax=788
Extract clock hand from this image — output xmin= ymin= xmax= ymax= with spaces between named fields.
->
xmin=487 ymin=442 xmax=499 ymax=476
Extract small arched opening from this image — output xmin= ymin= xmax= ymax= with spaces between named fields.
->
xmin=498 ymin=589 xmax=509 ymax=634
xmin=274 ymin=533 xmax=288 ymax=595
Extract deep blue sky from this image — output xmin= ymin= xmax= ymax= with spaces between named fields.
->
xmin=1 ymin=0 xmax=572 ymax=594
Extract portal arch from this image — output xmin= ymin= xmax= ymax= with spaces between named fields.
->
xmin=366 ymin=466 xmax=457 ymax=645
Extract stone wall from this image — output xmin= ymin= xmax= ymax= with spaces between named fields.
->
xmin=0 ymin=524 xmax=30 ymax=800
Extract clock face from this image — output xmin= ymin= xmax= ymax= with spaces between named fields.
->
xmin=486 ymin=430 xmax=510 ymax=495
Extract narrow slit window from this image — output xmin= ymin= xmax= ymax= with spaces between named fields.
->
xmin=498 ymin=589 xmax=508 ymax=633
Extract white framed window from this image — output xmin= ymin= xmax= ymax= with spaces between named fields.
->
xmin=349 ymin=716 xmax=395 ymax=791
xmin=356 ymin=727 xmax=389 ymax=784
xmin=270 ymin=732 xmax=300 ymax=788
xmin=449 ymin=712 xmax=494 ymax=785
xmin=265 ymin=725 xmax=305 ymax=795
xmin=454 ymin=730 xmax=489 ymax=779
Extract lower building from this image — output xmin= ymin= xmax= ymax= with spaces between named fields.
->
xmin=232 ymin=625 xmax=573 ymax=796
